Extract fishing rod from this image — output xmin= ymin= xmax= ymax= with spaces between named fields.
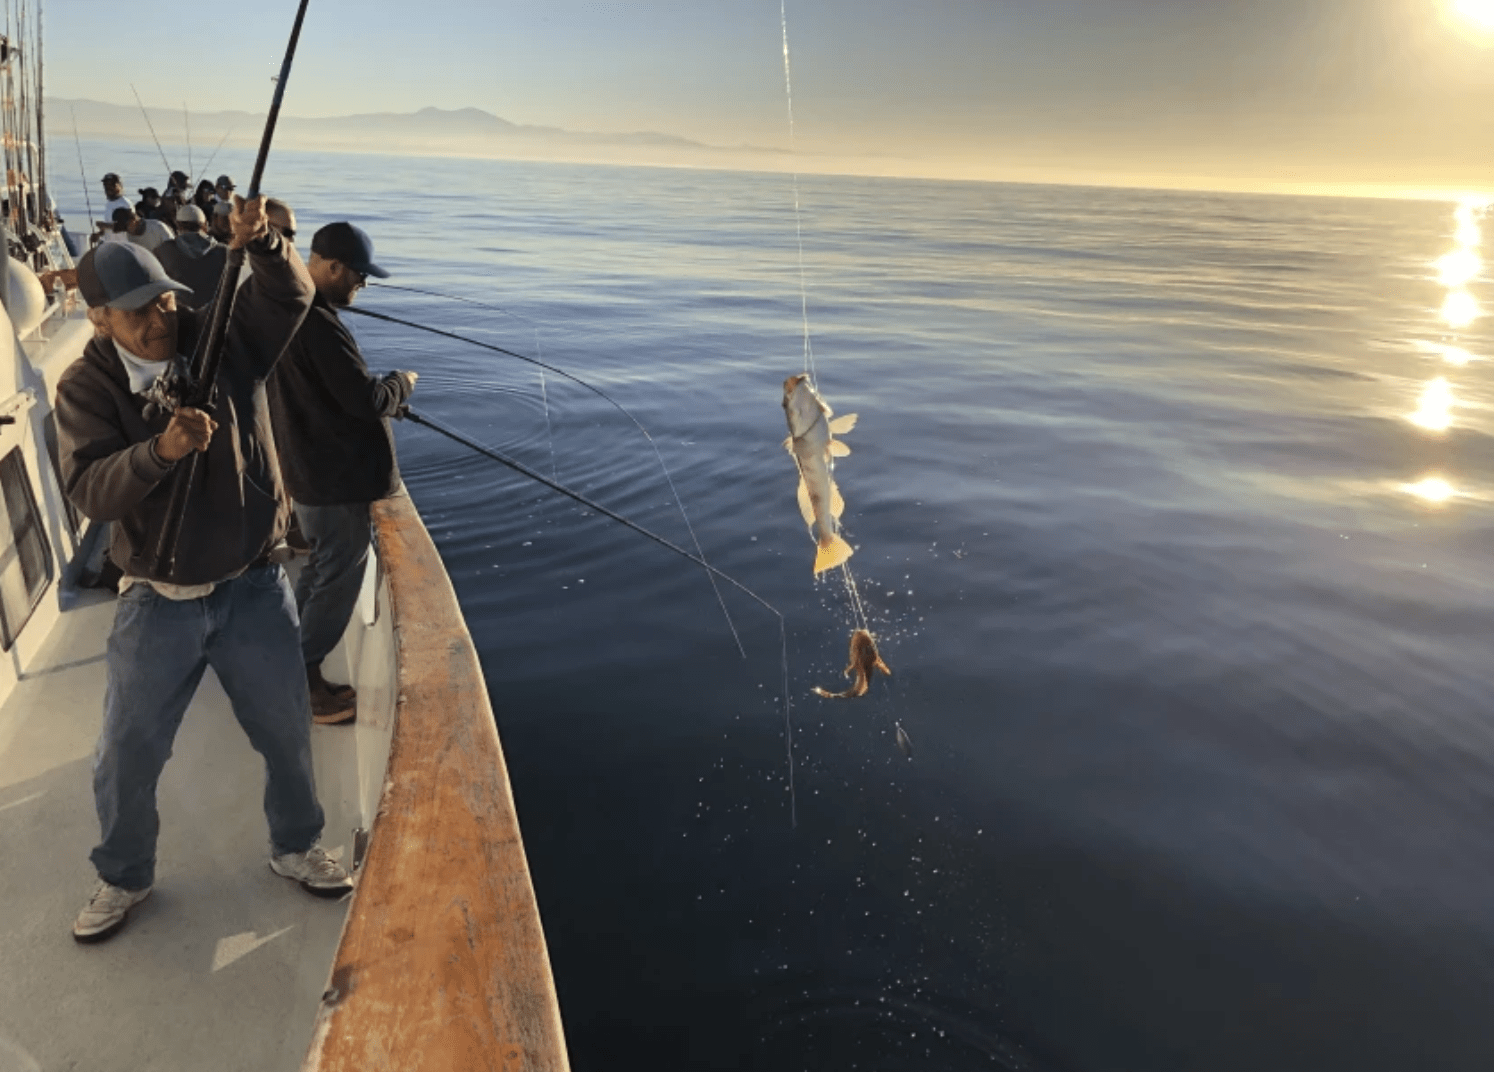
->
xmin=147 ymin=0 xmax=312 ymax=576
xmin=344 ymin=303 xmax=745 ymax=655
xmin=196 ymin=125 xmax=234 ymax=187
xmin=183 ymin=103 xmax=192 ymax=181
xmin=69 ymin=106 xmax=92 ymax=229
xmin=403 ymin=404 xmax=799 ymax=825
xmin=129 ymin=84 xmax=173 ymax=183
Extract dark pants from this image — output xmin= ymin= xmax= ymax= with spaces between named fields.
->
xmin=292 ymin=501 xmax=371 ymax=670
xmin=91 ymin=565 xmax=324 ymax=890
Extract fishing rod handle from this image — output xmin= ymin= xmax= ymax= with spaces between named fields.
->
xmin=147 ymin=450 xmax=197 ymax=576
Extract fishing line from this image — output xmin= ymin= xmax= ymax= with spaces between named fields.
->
xmin=778 ymin=0 xmax=817 ymax=386
xmin=345 ymin=303 xmax=745 ymax=658
xmin=779 ymin=2 xmax=872 ymax=634
xmin=129 ymin=84 xmax=173 ymax=181
xmin=69 ymin=106 xmax=93 ymax=228
xmin=196 ymin=125 xmax=234 ymax=187
xmin=183 ymin=103 xmax=192 ymax=181
xmin=404 ymin=405 xmax=797 ymax=827
xmin=366 ymin=281 xmax=559 ymax=481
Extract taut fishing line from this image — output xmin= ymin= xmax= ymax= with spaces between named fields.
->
xmin=779 ymin=3 xmax=872 ymax=637
xmin=367 ymin=280 xmax=558 ymax=480
xmin=345 ymin=303 xmax=745 ymax=658
xmin=405 ymin=405 xmax=798 ymax=827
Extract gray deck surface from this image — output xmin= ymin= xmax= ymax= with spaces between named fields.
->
xmin=0 ymin=571 xmax=385 ymax=1072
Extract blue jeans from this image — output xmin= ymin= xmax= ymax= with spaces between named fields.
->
xmin=90 ymin=565 xmax=324 ymax=890
xmin=293 ymin=501 xmax=371 ymax=671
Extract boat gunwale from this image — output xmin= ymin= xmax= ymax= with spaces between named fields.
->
xmin=301 ymin=491 xmax=569 ymax=1071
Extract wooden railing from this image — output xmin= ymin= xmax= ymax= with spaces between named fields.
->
xmin=302 ymin=493 xmax=569 ymax=1071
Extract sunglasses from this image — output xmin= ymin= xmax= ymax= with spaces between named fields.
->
xmin=276 ymin=225 xmax=296 ymax=240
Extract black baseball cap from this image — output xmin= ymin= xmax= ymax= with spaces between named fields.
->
xmin=101 ymin=172 xmax=120 ymax=182
xmin=76 ymin=242 xmax=192 ymax=310
xmin=216 ymin=174 xmax=235 ymax=189
xmin=310 ymin=222 xmax=390 ymax=278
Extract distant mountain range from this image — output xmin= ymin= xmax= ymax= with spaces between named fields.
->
xmin=47 ymin=98 xmax=787 ymax=168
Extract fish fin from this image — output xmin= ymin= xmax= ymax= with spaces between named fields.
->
xmin=830 ymin=481 xmax=846 ymax=519
xmin=813 ymin=533 xmax=854 ymax=574
xmin=811 ymin=686 xmax=836 ymax=699
xmin=874 ymin=656 xmax=892 ymax=676
xmin=782 ymin=435 xmax=794 ymax=453
xmin=828 ymin=413 xmax=858 ymax=435
xmin=796 ymin=477 xmax=815 ymax=526
xmin=829 ymin=440 xmax=851 ymax=457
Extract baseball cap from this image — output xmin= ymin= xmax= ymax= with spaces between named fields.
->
xmin=101 ymin=172 xmax=120 ymax=182
xmin=215 ymin=174 xmax=235 ymax=189
xmin=176 ymin=204 xmax=206 ymax=225
xmin=310 ymin=222 xmax=390 ymax=278
xmin=76 ymin=242 xmax=192 ymax=310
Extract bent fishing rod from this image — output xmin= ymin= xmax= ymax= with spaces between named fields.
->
xmin=130 ymin=84 xmax=174 ymax=183
xmin=345 ymin=303 xmax=746 ymax=655
xmin=147 ymin=0 xmax=312 ymax=575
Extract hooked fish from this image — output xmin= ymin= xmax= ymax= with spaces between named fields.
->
xmin=782 ymin=373 xmax=857 ymax=575
xmin=812 ymin=627 xmax=891 ymax=699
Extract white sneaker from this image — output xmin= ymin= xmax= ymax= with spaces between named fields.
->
xmin=72 ymin=880 xmax=152 ymax=943
xmin=269 ymin=844 xmax=353 ymax=898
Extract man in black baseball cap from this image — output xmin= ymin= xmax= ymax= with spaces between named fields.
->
xmin=267 ymin=221 xmax=412 ymax=724
xmin=215 ymin=173 xmax=236 ymax=202
xmin=56 ymin=196 xmax=352 ymax=945
xmin=99 ymin=172 xmax=131 ymax=230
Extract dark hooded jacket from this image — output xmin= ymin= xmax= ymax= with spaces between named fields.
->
xmin=265 ymin=291 xmax=411 ymax=506
xmin=54 ymin=232 xmax=314 ymax=586
xmin=154 ymin=232 xmax=228 ymax=310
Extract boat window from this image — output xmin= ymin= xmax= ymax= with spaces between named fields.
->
xmin=0 ymin=446 xmax=52 ymax=650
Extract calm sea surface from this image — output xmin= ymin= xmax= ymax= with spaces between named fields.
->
xmin=65 ymin=142 xmax=1494 ymax=1071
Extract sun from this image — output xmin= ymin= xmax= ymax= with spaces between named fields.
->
xmin=1454 ymin=0 xmax=1494 ymax=30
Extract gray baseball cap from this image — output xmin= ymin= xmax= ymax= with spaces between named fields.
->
xmin=213 ymin=200 xmax=234 ymax=216
xmin=76 ymin=242 xmax=192 ymax=310
xmin=176 ymin=204 xmax=206 ymax=225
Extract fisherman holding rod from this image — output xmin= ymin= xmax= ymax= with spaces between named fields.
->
xmin=52 ymin=0 xmax=345 ymax=944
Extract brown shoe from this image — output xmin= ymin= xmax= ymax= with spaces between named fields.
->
xmin=310 ymin=682 xmax=356 ymax=725
xmin=307 ymin=662 xmax=356 ymax=703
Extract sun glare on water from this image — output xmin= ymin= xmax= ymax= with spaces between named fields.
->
xmin=1403 ymin=476 xmax=1457 ymax=503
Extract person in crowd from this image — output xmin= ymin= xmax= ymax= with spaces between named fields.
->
xmin=215 ymin=174 xmax=236 ymax=204
xmin=266 ymin=197 xmax=297 ymax=248
xmin=157 ymin=188 xmax=186 ymax=232
xmin=133 ymin=187 xmax=163 ymax=222
xmin=55 ymin=197 xmax=351 ymax=945
xmin=153 ymin=204 xmax=227 ymax=310
xmin=165 ymin=169 xmax=191 ymax=202
xmin=104 ymin=207 xmax=134 ymax=244
xmin=267 ymin=222 xmax=416 ymax=725
xmin=193 ymin=179 xmax=218 ymax=217
xmin=209 ymin=200 xmax=234 ymax=244
xmin=121 ymin=208 xmax=173 ymax=253
xmin=99 ymin=173 xmax=131 ymax=231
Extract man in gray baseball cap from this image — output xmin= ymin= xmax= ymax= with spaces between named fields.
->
xmin=55 ymin=195 xmax=353 ymax=945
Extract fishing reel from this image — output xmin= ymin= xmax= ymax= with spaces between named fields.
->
xmin=141 ymin=357 xmax=196 ymax=422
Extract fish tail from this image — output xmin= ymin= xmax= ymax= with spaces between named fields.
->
xmin=813 ymin=533 xmax=854 ymax=574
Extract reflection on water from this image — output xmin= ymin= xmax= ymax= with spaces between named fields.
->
xmin=1407 ymin=376 xmax=1455 ymax=432
xmin=1406 ymin=198 xmax=1487 ymax=501
xmin=1402 ymin=475 xmax=1457 ymax=503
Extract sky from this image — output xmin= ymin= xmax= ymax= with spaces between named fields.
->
xmin=39 ymin=0 xmax=1494 ymax=195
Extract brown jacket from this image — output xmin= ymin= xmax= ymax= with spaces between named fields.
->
xmin=55 ymin=233 xmax=314 ymax=586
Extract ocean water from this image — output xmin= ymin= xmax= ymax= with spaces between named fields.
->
xmin=62 ymin=142 xmax=1494 ymax=1071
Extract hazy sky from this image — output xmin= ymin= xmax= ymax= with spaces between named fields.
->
xmin=41 ymin=0 xmax=1494 ymax=193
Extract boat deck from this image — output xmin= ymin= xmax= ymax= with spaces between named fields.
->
xmin=0 ymin=564 xmax=390 ymax=1072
